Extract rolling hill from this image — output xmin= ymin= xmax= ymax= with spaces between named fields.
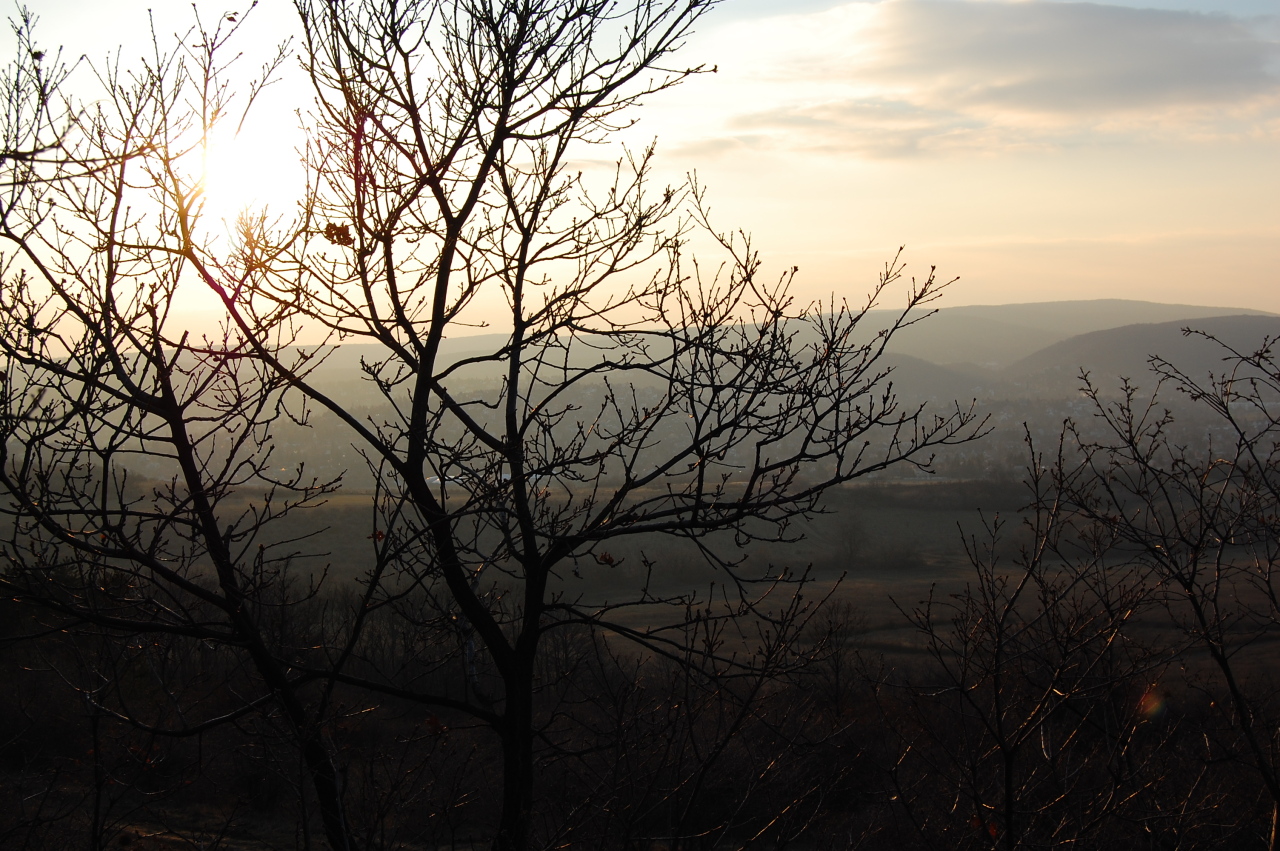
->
xmin=879 ymin=299 xmax=1275 ymax=369
xmin=1006 ymin=314 xmax=1280 ymax=397
xmin=292 ymin=298 xmax=1279 ymax=404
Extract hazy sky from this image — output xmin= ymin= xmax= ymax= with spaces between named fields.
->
xmin=21 ymin=0 xmax=1280 ymax=312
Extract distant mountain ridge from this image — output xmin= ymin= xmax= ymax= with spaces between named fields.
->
xmin=1008 ymin=314 xmax=1280 ymax=395
xmin=881 ymin=313 xmax=1280 ymax=402
xmin=301 ymin=299 xmax=1280 ymax=403
xmin=879 ymin=299 xmax=1276 ymax=369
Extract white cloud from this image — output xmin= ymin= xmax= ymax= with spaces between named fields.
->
xmin=866 ymin=1 xmax=1276 ymax=112
xmin=679 ymin=0 xmax=1280 ymax=157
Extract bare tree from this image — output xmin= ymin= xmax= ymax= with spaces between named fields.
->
xmin=1043 ymin=334 xmax=1280 ymax=850
xmin=0 ymin=10 xmax=373 ymax=850
xmin=879 ymin=442 xmax=1186 ymax=850
xmin=0 ymin=2 xmax=984 ymax=849
xmin=0 ymin=10 xmax=71 ymax=176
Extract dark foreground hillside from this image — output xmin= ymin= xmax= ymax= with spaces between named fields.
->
xmin=4 ymin=469 xmax=1280 ymax=850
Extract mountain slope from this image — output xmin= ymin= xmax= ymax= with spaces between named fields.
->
xmin=1007 ymin=314 xmax=1280 ymax=396
xmin=879 ymin=299 xmax=1275 ymax=369
xmin=292 ymin=300 xmax=1279 ymax=402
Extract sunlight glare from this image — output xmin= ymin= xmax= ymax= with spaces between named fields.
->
xmin=197 ymin=119 xmax=304 ymax=226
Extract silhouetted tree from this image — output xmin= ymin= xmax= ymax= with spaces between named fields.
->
xmin=882 ymin=443 xmax=1185 ymax=850
xmin=0 ymin=9 xmax=365 ymax=848
xmin=1044 ymin=333 xmax=1280 ymax=850
xmin=0 ymin=2 xmax=984 ymax=849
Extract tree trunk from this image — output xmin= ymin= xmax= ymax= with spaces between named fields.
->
xmin=300 ymin=732 xmax=356 ymax=851
xmin=243 ymin=640 xmax=355 ymax=851
xmin=493 ymin=672 xmax=535 ymax=851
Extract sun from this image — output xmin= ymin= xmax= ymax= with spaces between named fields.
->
xmin=196 ymin=119 xmax=304 ymax=225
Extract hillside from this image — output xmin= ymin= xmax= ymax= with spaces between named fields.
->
xmin=1007 ymin=314 xmax=1280 ymax=396
xmin=879 ymin=298 xmax=1275 ymax=369
xmin=286 ymin=299 xmax=1277 ymax=406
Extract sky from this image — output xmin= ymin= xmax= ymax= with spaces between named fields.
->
xmin=19 ymin=0 xmax=1280 ymax=312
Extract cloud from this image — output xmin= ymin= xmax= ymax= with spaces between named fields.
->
xmin=709 ymin=0 xmax=871 ymax=23
xmin=864 ymin=1 xmax=1277 ymax=113
xmin=683 ymin=0 xmax=1280 ymax=157
xmin=730 ymin=98 xmax=991 ymax=158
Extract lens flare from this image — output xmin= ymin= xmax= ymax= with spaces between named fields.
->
xmin=1139 ymin=687 xmax=1166 ymax=720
